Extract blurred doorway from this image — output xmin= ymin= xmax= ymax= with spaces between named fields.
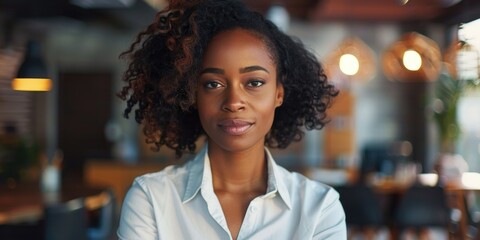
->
xmin=58 ymin=72 xmax=112 ymax=180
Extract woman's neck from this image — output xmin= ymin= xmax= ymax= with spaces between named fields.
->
xmin=208 ymin=142 xmax=268 ymax=194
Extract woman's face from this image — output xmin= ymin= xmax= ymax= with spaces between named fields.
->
xmin=196 ymin=28 xmax=284 ymax=153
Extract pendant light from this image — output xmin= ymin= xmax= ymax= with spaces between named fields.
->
xmin=324 ymin=36 xmax=377 ymax=84
xmin=12 ymin=41 xmax=52 ymax=91
xmin=382 ymin=32 xmax=442 ymax=82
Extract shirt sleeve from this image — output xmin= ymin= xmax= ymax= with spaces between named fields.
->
xmin=312 ymin=190 xmax=347 ymax=240
xmin=117 ymin=179 xmax=158 ymax=240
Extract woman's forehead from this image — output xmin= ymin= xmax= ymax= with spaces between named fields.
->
xmin=203 ymin=28 xmax=277 ymax=66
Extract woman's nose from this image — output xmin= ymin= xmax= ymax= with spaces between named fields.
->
xmin=221 ymin=86 xmax=245 ymax=112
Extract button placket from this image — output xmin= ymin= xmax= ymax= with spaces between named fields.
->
xmin=243 ymin=199 xmax=259 ymax=234
xmin=202 ymin=189 xmax=231 ymax=238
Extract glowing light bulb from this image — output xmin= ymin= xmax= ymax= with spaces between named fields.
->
xmin=339 ymin=54 xmax=360 ymax=76
xmin=12 ymin=78 xmax=52 ymax=91
xmin=403 ymin=50 xmax=422 ymax=71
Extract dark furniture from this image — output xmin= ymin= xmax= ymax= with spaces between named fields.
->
xmin=44 ymin=198 xmax=88 ymax=240
xmin=336 ymin=184 xmax=384 ymax=240
xmin=392 ymin=185 xmax=452 ymax=239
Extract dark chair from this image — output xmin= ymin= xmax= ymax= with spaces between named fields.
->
xmin=393 ymin=185 xmax=451 ymax=239
xmin=359 ymin=143 xmax=401 ymax=185
xmin=336 ymin=184 xmax=384 ymax=240
xmin=360 ymin=144 xmax=390 ymax=180
xmin=44 ymin=198 xmax=88 ymax=240
xmin=0 ymin=221 xmax=43 ymax=240
xmin=87 ymin=189 xmax=117 ymax=240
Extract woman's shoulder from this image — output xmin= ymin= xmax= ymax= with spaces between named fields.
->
xmin=295 ymin=171 xmax=338 ymax=196
xmin=131 ymin=161 xmax=193 ymax=194
xmin=277 ymin=166 xmax=340 ymax=208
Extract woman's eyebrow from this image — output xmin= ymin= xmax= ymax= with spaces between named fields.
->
xmin=200 ymin=66 xmax=269 ymax=75
xmin=239 ymin=66 xmax=269 ymax=74
xmin=200 ymin=67 xmax=224 ymax=74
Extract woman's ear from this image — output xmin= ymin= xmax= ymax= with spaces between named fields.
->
xmin=275 ymin=83 xmax=284 ymax=107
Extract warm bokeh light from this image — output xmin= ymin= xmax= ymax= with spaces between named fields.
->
xmin=324 ymin=37 xmax=377 ymax=84
xmin=339 ymin=54 xmax=360 ymax=76
xmin=12 ymin=78 xmax=52 ymax=91
xmin=403 ymin=50 xmax=422 ymax=71
xmin=417 ymin=173 xmax=438 ymax=186
xmin=382 ymin=32 xmax=441 ymax=82
xmin=461 ymin=172 xmax=480 ymax=189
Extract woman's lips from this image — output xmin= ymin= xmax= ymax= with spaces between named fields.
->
xmin=217 ymin=119 xmax=254 ymax=135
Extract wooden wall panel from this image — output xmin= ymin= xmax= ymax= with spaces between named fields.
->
xmin=324 ymin=90 xmax=356 ymax=167
xmin=0 ymin=49 xmax=32 ymax=136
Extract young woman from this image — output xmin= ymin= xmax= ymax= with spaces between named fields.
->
xmin=117 ymin=0 xmax=346 ymax=239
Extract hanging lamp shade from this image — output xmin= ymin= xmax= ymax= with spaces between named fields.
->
xmin=444 ymin=40 xmax=480 ymax=81
xmin=12 ymin=41 xmax=52 ymax=91
xmin=324 ymin=37 xmax=376 ymax=84
xmin=382 ymin=32 xmax=442 ymax=82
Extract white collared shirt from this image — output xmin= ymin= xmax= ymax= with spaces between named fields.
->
xmin=117 ymin=145 xmax=346 ymax=240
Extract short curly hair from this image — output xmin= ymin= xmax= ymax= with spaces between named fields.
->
xmin=118 ymin=0 xmax=338 ymax=158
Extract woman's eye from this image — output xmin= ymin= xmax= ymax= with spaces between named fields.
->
xmin=247 ymin=80 xmax=265 ymax=87
xmin=204 ymin=81 xmax=222 ymax=89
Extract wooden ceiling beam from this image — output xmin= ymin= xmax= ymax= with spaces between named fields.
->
xmin=309 ymin=0 xmax=444 ymax=22
xmin=242 ymin=0 xmax=463 ymax=23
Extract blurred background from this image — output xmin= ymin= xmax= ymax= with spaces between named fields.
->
xmin=1 ymin=0 xmax=480 ymax=239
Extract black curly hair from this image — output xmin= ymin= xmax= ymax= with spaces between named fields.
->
xmin=118 ymin=0 xmax=338 ymax=158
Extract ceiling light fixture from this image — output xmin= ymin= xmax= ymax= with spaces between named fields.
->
xmin=403 ymin=49 xmax=422 ymax=71
xmin=339 ymin=54 xmax=360 ymax=76
xmin=325 ymin=37 xmax=377 ymax=84
xmin=382 ymin=32 xmax=441 ymax=82
xmin=12 ymin=41 xmax=52 ymax=91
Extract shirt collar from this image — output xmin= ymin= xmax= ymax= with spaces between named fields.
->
xmin=182 ymin=144 xmax=292 ymax=209
xmin=264 ymin=147 xmax=292 ymax=209
xmin=182 ymin=144 xmax=207 ymax=203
